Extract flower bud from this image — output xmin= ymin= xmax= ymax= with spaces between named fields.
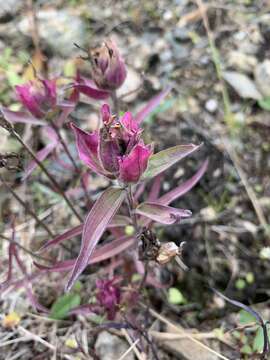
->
xmin=118 ymin=143 xmax=152 ymax=183
xmin=90 ymin=39 xmax=126 ymax=91
xmin=15 ymin=78 xmax=57 ymax=118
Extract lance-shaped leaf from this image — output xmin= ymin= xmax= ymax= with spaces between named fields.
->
xmin=73 ymin=75 xmax=110 ymax=100
xmin=1 ymin=107 xmax=46 ymax=125
xmin=22 ymin=142 xmax=57 ymax=180
xmin=135 ymin=87 xmax=171 ymax=125
xmin=65 ymin=187 xmax=126 ymax=291
xmin=39 ymin=215 xmax=131 ymax=252
xmin=136 ymin=202 xmax=192 ymax=224
xmin=35 ymin=236 xmax=135 ymax=273
xmin=158 ymin=159 xmax=209 ymax=205
xmin=141 ymin=144 xmax=201 ymax=180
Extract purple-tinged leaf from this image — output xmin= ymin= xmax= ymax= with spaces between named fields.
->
xmin=35 ymin=236 xmax=134 ymax=273
xmin=141 ymin=144 xmax=201 ymax=180
xmin=71 ymin=123 xmax=108 ymax=176
xmin=135 ymin=87 xmax=171 ymax=125
xmin=148 ymin=174 xmax=163 ymax=202
xmin=158 ymin=159 xmax=209 ymax=205
xmin=66 ymin=187 xmax=126 ymax=291
xmin=73 ymin=76 xmax=110 ymax=100
xmin=39 ymin=215 xmax=130 ymax=253
xmin=134 ymin=182 xmax=146 ymax=201
xmin=38 ymin=224 xmax=83 ymax=252
xmin=22 ymin=142 xmax=57 ymax=181
xmin=56 ymin=89 xmax=79 ymax=127
xmin=136 ymin=202 xmax=192 ymax=225
xmin=1 ymin=107 xmax=46 ymax=126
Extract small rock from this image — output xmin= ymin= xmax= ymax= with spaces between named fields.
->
xmin=223 ymin=71 xmax=262 ymax=100
xmin=205 ymin=99 xmax=218 ymax=113
xmin=95 ymin=331 xmax=134 ymax=360
xmin=173 ymin=27 xmax=190 ymax=42
xmin=254 ymin=60 xmax=270 ymax=98
xmin=0 ymin=0 xmax=21 ymax=21
xmin=227 ymin=51 xmax=257 ymax=74
xmin=18 ymin=9 xmax=86 ymax=56
xmin=160 ymin=50 xmax=173 ymax=63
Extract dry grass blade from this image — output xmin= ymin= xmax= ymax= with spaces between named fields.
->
xmin=118 ymin=338 xmax=140 ymax=360
xmin=146 ymin=307 xmax=230 ymax=360
xmin=121 ymin=329 xmax=146 ymax=360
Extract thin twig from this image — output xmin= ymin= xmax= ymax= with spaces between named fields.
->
xmin=121 ymin=329 xmax=146 ymax=360
xmin=0 ymin=233 xmax=51 ymax=263
xmin=5 ymin=123 xmax=82 ymax=222
xmin=47 ymin=117 xmax=91 ymax=204
xmin=0 ymin=174 xmax=54 ymax=238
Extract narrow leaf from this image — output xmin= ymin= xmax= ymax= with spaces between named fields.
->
xmin=135 ymin=87 xmax=171 ymax=124
xmin=158 ymin=159 xmax=208 ymax=205
xmin=65 ymin=187 xmax=126 ymax=291
xmin=136 ymin=202 xmax=192 ymax=224
xmin=22 ymin=142 xmax=57 ymax=180
xmin=39 ymin=216 xmax=130 ymax=252
xmin=141 ymin=144 xmax=201 ymax=180
xmin=1 ymin=107 xmax=46 ymax=125
xmin=35 ymin=236 xmax=134 ymax=273
xmin=50 ymin=293 xmax=81 ymax=319
xmin=148 ymin=174 xmax=163 ymax=201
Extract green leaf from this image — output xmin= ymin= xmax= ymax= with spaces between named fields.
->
xmin=50 ymin=293 xmax=81 ymax=319
xmin=142 ymin=144 xmax=200 ymax=180
xmin=168 ymin=287 xmax=186 ymax=305
xmin=241 ymin=344 xmax=253 ymax=355
xmin=253 ymin=327 xmax=264 ymax=352
xmin=258 ymin=97 xmax=270 ymax=111
xmin=239 ymin=309 xmax=257 ymax=325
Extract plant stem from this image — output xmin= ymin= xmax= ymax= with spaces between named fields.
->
xmin=47 ymin=116 xmax=91 ymax=204
xmin=111 ymin=90 xmax=119 ymax=116
xmin=126 ymin=185 xmax=150 ymax=291
xmin=0 ymin=173 xmax=54 ymax=238
xmin=0 ymin=233 xmax=51 ymax=263
xmin=126 ymin=185 xmax=139 ymax=235
xmin=7 ymin=125 xmax=83 ymax=222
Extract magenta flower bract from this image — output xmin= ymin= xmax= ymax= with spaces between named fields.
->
xmin=71 ymin=104 xmax=152 ymax=183
xmin=90 ymin=39 xmax=127 ymax=91
xmin=15 ymin=78 xmax=57 ymax=118
xmin=96 ymin=278 xmax=121 ymax=320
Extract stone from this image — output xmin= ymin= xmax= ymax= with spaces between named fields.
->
xmin=0 ymin=0 xmax=22 ymax=21
xmin=18 ymin=9 xmax=86 ymax=57
xmin=254 ymin=60 xmax=270 ymax=98
xmin=95 ymin=331 xmax=134 ymax=360
xmin=205 ymin=99 xmax=218 ymax=113
xmin=223 ymin=71 xmax=262 ymax=100
xmin=227 ymin=51 xmax=257 ymax=74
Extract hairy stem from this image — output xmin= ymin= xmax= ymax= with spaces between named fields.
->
xmin=8 ymin=125 xmax=83 ymax=222
xmin=47 ymin=116 xmax=91 ymax=204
